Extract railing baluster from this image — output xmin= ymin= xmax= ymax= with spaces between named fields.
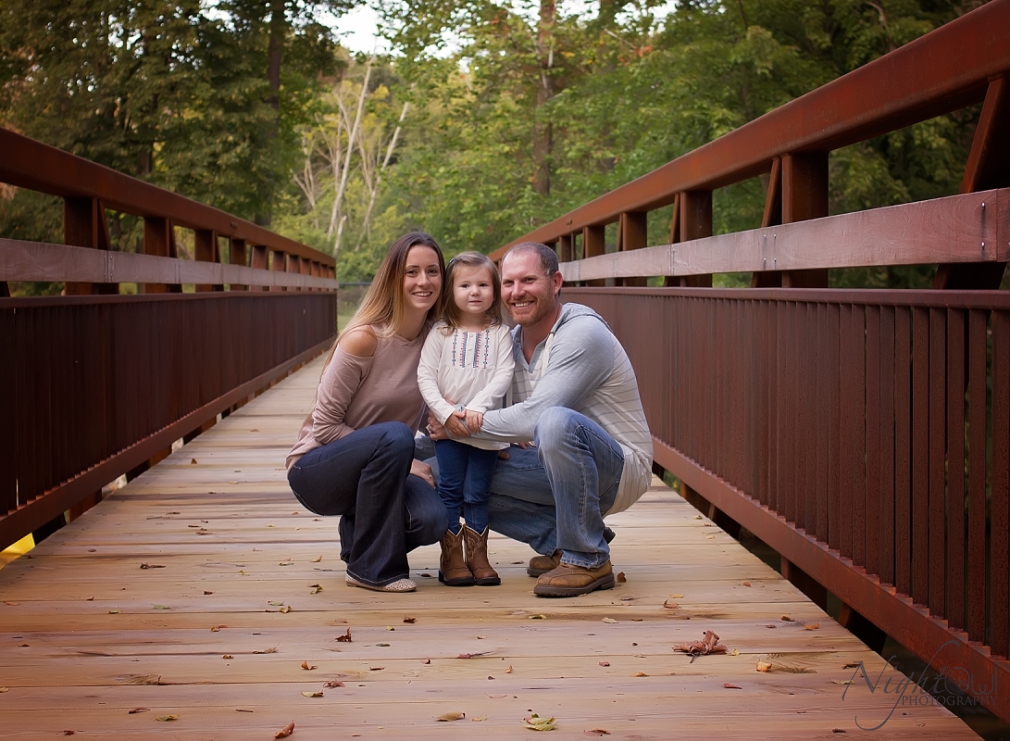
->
xmin=928 ymin=308 xmax=947 ymax=616
xmin=991 ymin=310 xmax=1010 ymax=658
xmin=946 ymin=308 xmax=967 ymax=631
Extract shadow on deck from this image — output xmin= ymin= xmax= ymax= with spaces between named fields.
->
xmin=0 ymin=357 xmax=975 ymax=739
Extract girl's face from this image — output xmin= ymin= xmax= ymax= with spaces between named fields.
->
xmin=403 ymin=245 xmax=442 ymax=314
xmin=452 ymin=264 xmax=495 ymax=319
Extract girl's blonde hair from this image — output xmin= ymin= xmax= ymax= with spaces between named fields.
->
xmin=344 ymin=231 xmax=445 ymax=338
xmin=441 ymin=251 xmax=506 ymax=331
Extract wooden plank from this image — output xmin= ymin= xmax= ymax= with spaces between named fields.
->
xmin=557 ymin=190 xmax=1001 ymax=281
xmin=0 ymin=356 xmax=976 ymax=738
xmin=0 ymin=238 xmax=337 ymax=290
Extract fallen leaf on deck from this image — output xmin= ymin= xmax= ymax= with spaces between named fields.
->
xmin=335 ymin=629 xmax=352 ymax=642
xmin=108 ymin=610 xmax=121 ymax=614
xmin=275 ymin=721 xmax=295 ymax=738
xmin=669 ymin=594 xmax=684 ymax=599
xmin=437 ymin=712 xmax=465 ymax=722
xmin=832 ymin=729 xmax=847 ymax=733
xmin=723 ymin=683 xmax=742 ymax=689
xmin=386 ymin=626 xmax=396 ymax=631
xmin=369 ymin=666 xmax=384 ymax=671
xmin=222 ymin=655 xmax=233 ymax=659
xmin=674 ymin=630 xmax=728 ymax=659
xmin=403 ymin=616 xmax=416 ymax=624
xmin=324 ymin=680 xmax=344 ymax=688
xmin=662 ymin=600 xmax=678 ymax=609
xmin=511 ymin=560 xmax=523 ymax=564
xmin=457 ymin=650 xmax=495 ymax=659
xmin=599 ymin=661 xmax=610 ymax=667
xmin=0 ymin=688 xmax=8 ymax=693
xmin=229 ymin=480 xmax=239 ymax=485
xmin=155 ymin=715 xmax=178 ymax=722
xmin=584 ymin=730 xmax=610 ymax=736
xmin=705 ymin=534 xmax=716 ymax=539
xmin=127 ymin=708 xmax=149 ymax=714
xmin=253 ymin=647 xmax=278 ymax=654
xmin=488 ymin=675 xmax=494 ymax=679
xmin=781 ymin=615 xmax=793 ymax=621
xmin=4 ymin=601 xmax=19 ymax=606
xmin=523 ymin=713 xmax=556 ymax=731
xmin=139 ymin=563 xmax=165 ymax=569
xmin=278 ymin=561 xmax=293 ymax=566
xmin=831 ymin=679 xmax=855 ymax=685
xmin=268 ymin=601 xmax=285 ymax=606
xmin=506 ymin=664 xmax=513 ymax=673
xmin=63 ymin=731 xmax=75 ymax=735
xmin=765 ymin=624 xmax=777 ymax=629
xmin=843 ymin=662 xmax=860 ymax=669
xmin=86 ymin=597 xmax=94 ymax=601
xmin=301 ymin=691 xmax=323 ymax=698
xmin=210 ymin=625 xmax=227 ymax=632
xmin=238 ymin=570 xmax=248 ymax=576
xmin=301 ymin=661 xmax=316 ymax=670
xmin=472 ymin=715 xmax=487 ymax=722
xmin=529 ymin=614 xmax=547 ymax=620
xmin=203 ymin=591 xmax=213 ymax=595
xmin=742 ymin=581 xmax=751 ymax=587
xmin=616 ymin=572 xmax=626 ymax=583
xmin=310 ymin=584 xmax=323 ymax=594
xmin=311 ymin=555 xmax=323 ymax=563
xmin=803 ymin=623 xmax=820 ymax=631
xmin=236 ymin=709 xmax=254 ymax=712
xmin=196 ymin=530 xmax=213 ymax=535
xmin=756 ymin=661 xmax=772 ymax=672
xmin=280 ymin=605 xmax=292 ymax=613
xmin=377 ymin=643 xmax=390 ymax=647
xmin=693 ymin=515 xmax=702 ymax=519
xmin=190 ymin=458 xmax=197 ymax=464
xmin=152 ymin=605 xmax=170 ymax=610
xmin=420 ymin=572 xmax=433 ymax=577
xmin=633 ymin=672 xmax=648 ymax=677
xmin=730 ymin=649 xmax=740 ymax=656
xmin=602 ymin=618 xmax=618 ymax=624
xmin=423 ymin=658 xmax=431 ymax=664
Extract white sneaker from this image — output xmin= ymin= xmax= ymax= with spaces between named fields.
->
xmin=345 ymin=574 xmax=416 ymax=592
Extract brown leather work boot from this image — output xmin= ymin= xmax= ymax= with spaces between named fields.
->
xmin=526 ymin=549 xmax=562 ymax=577
xmin=463 ymin=525 xmax=501 ymax=586
xmin=439 ymin=528 xmax=474 ymax=586
xmin=534 ymin=560 xmax=615 ymax=597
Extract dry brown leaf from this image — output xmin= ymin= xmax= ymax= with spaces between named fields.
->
xmin=403 ymin=616 xmax=417 ymax=624
xmin=236 ymin=709 xmax=254 ymax=713
xmin=756 ymin=661 xmax=772 ymax=672
xmin=190 ymin=458 xmax=198 ymax=464
xmin=222 ymin=655 xmax=233 ymax=659
xmin=369 ymin=666 xmax=384 ymax=671
xmin=843 ymin=662 xmax=860 ymax=669
xmin=831 ymin=679 xmax=855 ymax=685
xmin=506 ymin=664 xmax=513 ymax=673
xmin=633 ymin=672 xmax=648 ymax=677
xmin=0 ymin=688 xmax=8 ymax=693
xmin=323 ymin=680 xmax=344 ymax=688
xmin=601 ymin=617 xmax=618 ymax=624
xmin=584 ymin=730 xmax=611 ymax=736
xmin=669 ymin=593 xmax=684 ymax=598
xmin=309 ymin=584 xmax=323 ymax=594
xmin=781 ymin=615 xmax=793 ymax=622
xmin=742 ymin=581 xmax=751 ymax=587
xmin=275 ymin=721 xmax=295 ymax=738
xmin=523 ymin=714 xmax=556 ymax=731
xmin=616 ymin=572 xmax=626 ymax=583
xmin=63 ymin=731 xmax=75 ymax=736
xmin=673 ymin=630 xmax=728 ymax=659
xmin=662 ymin=600 xmax=678 ymax=609
xmin=127 ymin=708 xmax=149 ymax=714
xmin=599 ymin=661 xmax=610 ymax=667
xmin=529 ymin=614 xmax=547 ymax=620
xmin=765 ymin=624 xmax=777 ymax=629
xmin=335 ymin=628 xmax=352 ymax=642
xmin=139 ymin=563 xmax=165 ymax=569
xmin=310 ymin=555 xmax=323 ymax=563
xmin=472 ymin=715 xmax=488 ymax=722
xmin=301 ymin=661 xmax=316 ymax=670
xmin=3 ymin=601 xmax=20 ymax=606
xmin=436 ymin=712 xmax=465 ymax=722
xmin=252 ymin=647 xmax=278 ymax=654
xmin=803 ymin=623 xmax=820 ymax=631
xmin=280 ymin=605 xmax=292 ymax=614
xmin=210 ymin=625 xmax=227 ymax=632
xmin=705 ymin=534 xmax=716 ymax=539
xmin=155 ymin=715 xmax=178 ymax=722
xmin=203 ymin=591 xmax=213 ymax=595
xmin=301 ymin=691 xmax=323 ymax=698
xmin=723 ymin=683 xmax=742 ymax=689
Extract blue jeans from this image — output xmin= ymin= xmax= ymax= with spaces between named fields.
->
xmin=287 ymin=422 xmax=447 ymax=587
xmin=431 ymin=408 xmax=624 ymax=569
xmin=435 ymin=439 xmax=499 ymax=533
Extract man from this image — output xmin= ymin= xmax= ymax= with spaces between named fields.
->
xmin=434 ymin=241 xmax=653 ymax=597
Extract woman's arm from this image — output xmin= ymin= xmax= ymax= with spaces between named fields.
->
xmin=310 ymin=328 xmax=376 ymax=445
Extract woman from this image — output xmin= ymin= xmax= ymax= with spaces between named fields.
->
xmin=286 ymin=232 xmax=448 ymax=592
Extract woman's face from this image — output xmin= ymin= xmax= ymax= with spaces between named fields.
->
xmin=402 ymin=245 xmax=442 ymax=315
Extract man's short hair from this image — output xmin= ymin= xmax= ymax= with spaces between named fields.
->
xmin=506 ymin=242 xmax=559 ymax=277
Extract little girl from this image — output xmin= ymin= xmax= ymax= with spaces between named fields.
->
xmin=417 ymin=251 xmax=515 ymax=586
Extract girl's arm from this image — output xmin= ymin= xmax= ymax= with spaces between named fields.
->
xmin=465 ymin=325 xmax=516 ymax=414
xmin=311 ymin=328 xmax=376 ymax=445
xmin=417 ymin=326 xmax=459 ymax=424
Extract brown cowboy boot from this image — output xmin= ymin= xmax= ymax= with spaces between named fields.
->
xmin=439 ymin=528 xmax=474 ymax=586
xmin=463 ymin=525 xmax=501 ymax=586
xmin=534 ymin=560 xmax=615 ymax=597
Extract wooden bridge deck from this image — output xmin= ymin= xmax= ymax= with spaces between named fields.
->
xmin=0 ymin=357 xmax=975 ymax=739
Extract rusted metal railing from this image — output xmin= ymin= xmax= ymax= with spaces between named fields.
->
xmin=492 ymin=0 xmax=1010 ymax=722
xmin=1 ymin=128 xmax=338 ymax=550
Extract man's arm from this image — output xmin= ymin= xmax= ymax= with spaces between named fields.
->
xmin=476 ymin=316 xmax=614 ymax=443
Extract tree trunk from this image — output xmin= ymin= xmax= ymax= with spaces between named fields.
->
xmin=532 ymin=0 xmax=555 ymax=196
xmin=256 ymin=0 xmax=287 ymax=227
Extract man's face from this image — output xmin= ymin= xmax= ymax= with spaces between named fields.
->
xmin=500 ymin=250 xmax=562 ymax=328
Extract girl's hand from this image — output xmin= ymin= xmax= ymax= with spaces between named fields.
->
xmin=444 ymin=412 xmax=471 ymax=438
xmin=410 ymin=459 xmax=435 ymax=488
xmin=464 ymin=409 xmax=483 ymax=433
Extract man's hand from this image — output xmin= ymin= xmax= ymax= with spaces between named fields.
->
xmin=444 ymin=412 xmax=470 ymax=438
xmin=409 ymin=458 xmax=435 ymax=488
xmin=464 ymin=409 xmax=483 ymax=433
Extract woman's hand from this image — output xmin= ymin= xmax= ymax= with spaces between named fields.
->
xmin=410 ymin=458 xmax=435 ymax=488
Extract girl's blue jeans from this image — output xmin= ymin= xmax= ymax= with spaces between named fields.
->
xmin=434 ymin=439 xmax=499 ymax=533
